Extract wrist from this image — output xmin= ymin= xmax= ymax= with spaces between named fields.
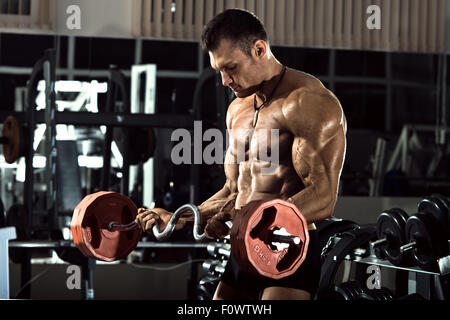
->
xmin=175 ymin=217 xmax=187 ymax=230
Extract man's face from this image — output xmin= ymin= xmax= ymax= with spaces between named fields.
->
xmin=209 ymin=38 xmax=263 ymax=98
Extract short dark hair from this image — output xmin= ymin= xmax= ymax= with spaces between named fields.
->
xmin=201 ymin=9 xmax=268 ymax=56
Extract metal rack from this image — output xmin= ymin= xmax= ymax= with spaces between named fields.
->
xmin=8 ymin=240 xmax=210 ymax=249
xmin=345 ymin=244 xmax=450 ymax=300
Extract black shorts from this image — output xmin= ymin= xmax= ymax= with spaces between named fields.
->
xmin=221 ymin=230 xmax=321 ymax=299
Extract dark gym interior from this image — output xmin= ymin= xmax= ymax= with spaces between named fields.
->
xmin=0 ymin=0 xmax=449 ymax=303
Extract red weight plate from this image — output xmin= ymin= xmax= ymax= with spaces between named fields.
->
xmin=71 ymin=191 xmax=141 ymax=261
xmin=231 ymin=199 xmax=309 ymax=279
xmin=71 ymin=192 xmax=99 ymax=258
xmin=72 ymin=192 xmax=109 ymax=258
xmin=2 ymin=116 xmax=20 ymax=164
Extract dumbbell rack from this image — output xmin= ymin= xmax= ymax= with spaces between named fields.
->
xmin=197 ymin=240 xmax=230 ymax=300
xmin=345 ymin=242 xmax=450 ymax=300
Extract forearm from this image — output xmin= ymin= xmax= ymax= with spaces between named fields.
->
xmin=287 ymin=185 xmax=336 ymax=224
xmin=180 ymin=183 xmax=238 ymax=227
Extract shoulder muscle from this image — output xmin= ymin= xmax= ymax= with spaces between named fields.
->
xmin=282 ymin=89 xmax=345 ymax=144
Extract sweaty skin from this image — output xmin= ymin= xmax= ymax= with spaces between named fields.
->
xmin=219 ymin=68 xmax=347 ymax=226
xmin=136 ymin=38 xmax=347 ymax=300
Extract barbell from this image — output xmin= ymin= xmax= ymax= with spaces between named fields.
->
xmin=71 ymin=191 xmax=204 ymax=261
xmin=71 ymin=192 xmax=310 ymax=279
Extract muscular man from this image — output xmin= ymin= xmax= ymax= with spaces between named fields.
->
xmin=136 ymin=9 xmax=347 ymax=300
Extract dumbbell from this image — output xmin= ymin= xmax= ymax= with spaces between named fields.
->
xmin=399 ymin=198 xmax=449 ymax=271
xmin=418 ymin=194 xmax=450 ymax=236
xmin=197 ymin=275 xmax=220 ymax=300
xmin=358 ymin=287 xmax=394 ymax=301
xmin=369 ymin=208 xmax=414 ymax=267
xmin=207 ymin=241 xmax=231 ymax=260
xmin=331 ymin=281 xmax=394 ymax=301
xmin=332 ymin=281 xmax=365 ymax=300
xmin=202 ymin=259 xmax=226 ymax=275
xmin=1 ymin=115 xmax=27 ymax=164
xmin=72 ymin=192 xmax=310 ymax=280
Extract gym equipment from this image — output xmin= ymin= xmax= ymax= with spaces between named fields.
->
xmin=202 ymin=259 xmax=226 ymax=275
xmin=370 ymin=208 xmax=414 ymax=267
xmin=359 ymin=287 xmax=394 ymax=301
xmin=0 ymin=110 xmax=156 ymax=169
xmin=72 ymin=194 xmax=309 ymax=280
xmin=1 ymin=116 xmax=28 ymax=164
xmin=115 ymin=127 xmax=156 ymax=165
xmin=196 ymin=275 xmax=220 ymax=300
xmin=325 ymin=281 xmax=394 ymax=300
xmin=206 ymin=241 xmax=231 ymax=260
xmin=333 ymin=281 xmax=365 ymax=300
xmin=418 ymin=194 xmax=449 ymax=234
xmin=230 ymin=199 xmax=309 ymax=280
xmin=5 ymin=204 xmax=30 ymax=263
xmin=101 ymin=66 xmax=155 ymax=195
xmin=71 ymin=191 xmax=205 ymax=261
xmin=400 ymin=212 xmax=449 ymax=271
xmin=0 ymin=105 xmax=154 ymax=164
xmin=317 ymin=226 xmax=377 ymax=299
xmin=316 ymin=217 xmax=360 ymax=254
xmin=200 ymin=239 xmax=229 ymax=300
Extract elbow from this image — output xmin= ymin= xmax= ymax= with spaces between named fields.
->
xmin=316 ymin=189 xmax=338 ymax=220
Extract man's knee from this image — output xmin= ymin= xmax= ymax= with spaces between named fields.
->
xmin=261 ymin=286 xmax=311 ymax=300
xmin=213 ymin=281 xmax=255 ymax=300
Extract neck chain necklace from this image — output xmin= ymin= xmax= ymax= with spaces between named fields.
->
xmin=252 ymin=65 xmax=287 ymax=127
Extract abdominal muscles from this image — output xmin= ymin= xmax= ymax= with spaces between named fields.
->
xmin=235 ymin=159 xmax=304 ymax=209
